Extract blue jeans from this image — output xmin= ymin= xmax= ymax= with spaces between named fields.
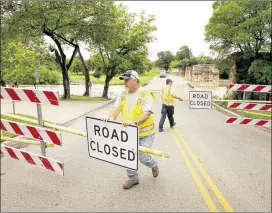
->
xmin=126 ymin=133 xmax=157 ymax=180
xmin=159 ymin=104 xmax=175 ymax=130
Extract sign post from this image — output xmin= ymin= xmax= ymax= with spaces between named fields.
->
xmin=34 ymin=66 xmax=46 ymax=156
xmin=85 ymin=117 xmax=139 ymax=171
xmin=189 ymin=91 xmax=212 ymax=109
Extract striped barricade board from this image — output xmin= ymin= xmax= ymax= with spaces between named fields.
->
xmin=226 ymin=117 xmax=271 ymax=128
xmin=0 ymin=87 xmax=59 ymax=106
xmin=228 ymin=84 xmax=271 ymax=93
xmin=1 ymin=119 xmax=62 ymax=146
xmin=227 ymin=102 xmax=271 ymax=111
xmin=1 ymin=145 xmax=64 ymax=176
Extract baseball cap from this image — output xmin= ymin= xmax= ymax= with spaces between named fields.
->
xmin=119 ymin=70 xmax=139 ymax=80
xmin=166 ymin=78 xmax=172 ymax=84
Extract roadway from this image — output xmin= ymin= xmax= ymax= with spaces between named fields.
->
xmin=1 ymin=72 xmax=271 ymax=212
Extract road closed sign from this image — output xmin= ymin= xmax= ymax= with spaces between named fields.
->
xmin=189 ymin=91 xmax=212 ymax=109
xmin=85 ymin=117 xmax=138 ymax=171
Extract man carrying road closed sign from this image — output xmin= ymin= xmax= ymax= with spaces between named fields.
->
xmin=104 ymin=70 xmax=159 ymax=189
xmin=159 ymin=78 xmax=183 ymax=132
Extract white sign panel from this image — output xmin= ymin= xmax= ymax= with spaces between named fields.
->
xmin=85 ymin=117 xmax=139 ymax=171
xmin=189 ymin=91 xmax=212 ymax=109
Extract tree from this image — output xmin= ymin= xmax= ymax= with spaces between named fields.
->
xmin=2 ymin=1 xmax=115 ymax=99
xmin=70 ymin=57 xmax=84 ymax=75
xmin=214 ymin=57 xmax=234 ymax=79
xmin=248 ymin=59 xmax=272 ymax=85
xmin=155 ymin=51 xmax=174 ymax=70
xmin=89 ymin=5 xmax=157 ymax=98
xmin=175 ymin=46 xmax=192 ymax=61
xmin=1 ymin=42 xmax=60 ymax=85
xmin=194 ymin=55 xmax=214 ymax=64
xmin=205 ymin=1 xmax=271 ymax=58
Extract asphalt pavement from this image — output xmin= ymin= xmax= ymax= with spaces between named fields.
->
xmin=1 ymin=72 xmax=271 ymax=212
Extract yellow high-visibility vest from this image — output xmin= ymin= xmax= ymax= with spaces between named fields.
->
xmin=161 ymin=85 xmax=174 ymax=105
xmin=120 ymin=89 xmax=155 ymax=137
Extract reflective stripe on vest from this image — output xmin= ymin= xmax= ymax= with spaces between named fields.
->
xmin=139 ymin=123 xmax=155 ymax=133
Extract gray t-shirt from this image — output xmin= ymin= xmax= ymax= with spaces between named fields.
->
xmin=114 ymin=87 xmax=153 ymax=113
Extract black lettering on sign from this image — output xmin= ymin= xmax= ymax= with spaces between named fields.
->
xmin=104 ymin=144 xmax=110 ymax=155
xmin=204 ymin=94 xmax=208 ymax=99
xmin=112 ymin=146 xmax=118 ymax=157
xmin=90 ymin=140 xmax=96 ymax=151
xmin=102 ymin=127 xmax=109 ymax=138
xmin=120 ymin=148 xmax=126 ymax=159
xmin=128 ymin=150 xmax=135 ymax=161
xmin=190 ymin=101 xmax=195 ymax=105
xmin=121 ymin=131 xmax=128 ymax=142
xmin=111 ymin=129 xmax=119 ymax=141
xmin=207 ymin=101 xmax=211 ymax=106
xmin=94 ymin=125 xmax=101 ymax=136
xmin=193 ymin=94 xmax=196 ymax=98
xmin=97 ymin=142 xmax=103 ymax=153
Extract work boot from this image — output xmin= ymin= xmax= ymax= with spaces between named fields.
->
xmin=152 ymin=166 xmax=159 ymax=178
xmin=123 ymin=179 xmax=139 ymax=189
xmin=170 ymin=122 xmax=176 ymax=128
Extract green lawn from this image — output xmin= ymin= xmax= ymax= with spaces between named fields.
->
xmin=215 ymin=101 xmax=271 ymax=120
xmin=59 ymin=95 xmax=109 ymax=101
xmin=69 ymin=69 xmax=160 ymax=86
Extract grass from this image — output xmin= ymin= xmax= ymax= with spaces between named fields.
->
xmin=1 ymin=114 xmax=51 ymax=141
xmin=59 ymin=95 xmax=109 ymax=101
xmin=215 ymin=101 xmax=271 ymax=120
xmin=69 ymin=69 xmax=159 ymax=86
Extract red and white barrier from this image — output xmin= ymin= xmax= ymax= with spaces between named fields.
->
xmin=228 ymin=102 xmax=271 ymax=111
xmin=1 ymin=145 xmax=64 ymax=175
xmin=226 ymin=117 xmax=271 ymax=128
xmin=0 ymin=87 xmax=59 ymax=106
xmin=228 ymin=84 xmax=271 ymax=93
xmin=1 ymin=119 xmax=62 ymax=146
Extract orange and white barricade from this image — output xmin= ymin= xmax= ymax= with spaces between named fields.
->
xmin=226 ymin=84 xmax=271 ymax=128
xmin=1 ymin=86 xmax=64 ymax=175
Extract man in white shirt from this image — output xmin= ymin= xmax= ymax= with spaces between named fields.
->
xmin=105 ymin=70 xmax=159 ymax=189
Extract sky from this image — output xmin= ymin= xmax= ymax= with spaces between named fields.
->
xmin=119 ymin=1 xmax=215 ymax=61
xmin=49 ymin=1 xmax=215 ymax=61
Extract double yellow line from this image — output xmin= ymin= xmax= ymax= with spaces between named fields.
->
xmin=170 ymin=127 xmax=234 ymax=212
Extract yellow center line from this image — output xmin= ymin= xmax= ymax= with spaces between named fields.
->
xmin=173 ymin=127 xmax=234 ymax=212
xmin=170 ymin=129 xmax=218 ymax=212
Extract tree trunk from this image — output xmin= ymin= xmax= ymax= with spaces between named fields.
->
xmin=102 ymin=75 xmax=112 ymax=99
xmin=62 ymin=65 xmax=70 ymax=99
xmin=78 ymin=48 xmax=90 ymax=96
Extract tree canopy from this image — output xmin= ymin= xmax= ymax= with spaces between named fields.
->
xmin=205 ymin=1 xmax=271 ymax=57
xmin=89 ymin=5 xmax=157 ymax=98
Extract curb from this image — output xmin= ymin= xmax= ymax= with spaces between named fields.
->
xmin=1 ymin=99 xmax=117 ymax=149
xmin=212 ymin=102 xmax=240 ymax=117
xmin=187 ymin=82 xmax=194 ymax=89
xmin=212 ymin=102 xmax=271 ymax=133
xmin=60 ymin=99 xmax=116 ymax=127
